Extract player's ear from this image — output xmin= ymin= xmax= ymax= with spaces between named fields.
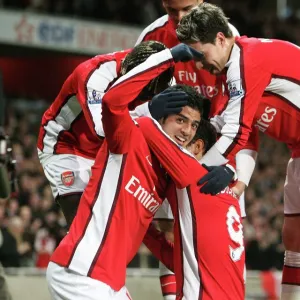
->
xmin=216 ymin=32 xmax=226 ymax=47
xmin=194 ymin=139 xmax=205 ymax=160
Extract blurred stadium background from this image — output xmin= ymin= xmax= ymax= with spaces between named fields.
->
xmin=0 ymin=0 xmax=299 ymax=299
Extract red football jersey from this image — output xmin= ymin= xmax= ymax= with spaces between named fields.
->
xmin=50 ymin=49 xmax=175 ymax=291
xmin=206 ymin=37 xmax=300 ymax=163
xmin=138 ymin=117 xmax=245 ymax=300
xmin=136 ymin=15 xmax=239 ymax=100
xmin=37 ymin=50 xmax=130 ymax=159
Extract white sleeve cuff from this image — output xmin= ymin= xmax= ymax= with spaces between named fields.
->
xmin=129 ymin=102 xmax=152 ymax=120
xmin=236 ymin=149 xmax=258 ymax=186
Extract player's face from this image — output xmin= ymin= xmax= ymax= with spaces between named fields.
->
xmin=162 ymin=0 xmax=201 ymax=26
xmin=160 ymin=106 xmax=200 ymax=147
xmin=188 ymin=33 xmax=229 ymax=75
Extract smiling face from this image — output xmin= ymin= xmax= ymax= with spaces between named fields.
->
xmin=162 ymin=0 xmax=201 ymax=26
xmin=160 ymin=106 xmax=201 ymax=147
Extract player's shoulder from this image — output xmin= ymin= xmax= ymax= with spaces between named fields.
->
xmin=85 ymin=50 xmax=129 ymax=68
xmin=226 ymin=37 xmax=261 ymax=68
xmin=74 ymin=49 xmax=130 ymax=79
xmin=136 ymin=15 xmax=170 ymax=44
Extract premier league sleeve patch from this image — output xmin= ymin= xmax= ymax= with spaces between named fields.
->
xmin=228 ymin=80 xmax=244 ymax=98
xmin=61 ymin=171 xmax=75 ymax=187
xmin=87 ymin=89 xmax=102 ymax=104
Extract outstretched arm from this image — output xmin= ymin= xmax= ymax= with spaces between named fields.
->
xmin=102 ymin=49 xmax=174 ymax=154
xmin=143 ymin=223 xmax=174 ymax=272
xmin=137 ymin=117 xmax=207 ymax=189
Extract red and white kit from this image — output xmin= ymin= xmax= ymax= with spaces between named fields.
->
xmin=136 ymin=14 xmax=248 ymax=218
xmin=47 ymin=49 xmax=175 ymax=299
xmin=37 ymin=50 xmax=150 ymax=198
xmin=138 ymin=117 xmax=245 ymax=300
xmin=136 ymin=14 xmax=239 ymax=99
xmin=210 ymin=37 xmax=300 ymax=214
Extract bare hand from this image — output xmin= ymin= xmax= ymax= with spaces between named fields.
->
xmin=231 ymin=181 xmax=246 ymax=198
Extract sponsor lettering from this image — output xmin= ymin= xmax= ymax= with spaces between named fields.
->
xmin=218 ymin=186 xmax=238 ymax=199
xmin=38 ymin=22 xmax=74 ymax=43
xmin=177 ymin=71 xmax=218 ymax=98
xmin=125 ymin=176 xmax=160 ymax=214
xmin=254 ymin=106 xmax=277 ymax=132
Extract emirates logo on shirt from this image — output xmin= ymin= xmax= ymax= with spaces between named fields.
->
xmin=61 ymin=171 xmax=75 ymax=187
xmin=125 ymin=175 xmax=160 ymax=214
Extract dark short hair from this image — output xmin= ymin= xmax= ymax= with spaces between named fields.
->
xmin=121 ymin=41 xmax=174 ymax=99
xmin=188 ymin=119 xmax=217 ymax=154
xmin=176 ymin=3 xmax=232 ymax=44
xmin=163 ymin=84 xmax=207 ymax=120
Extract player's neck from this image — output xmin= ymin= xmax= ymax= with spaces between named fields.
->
xmin=225 ymin=37 xmax=235 ymax=65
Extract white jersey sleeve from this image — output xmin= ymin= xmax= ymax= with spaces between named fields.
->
xmin=86 ymin=61 xmax=118 ymax=137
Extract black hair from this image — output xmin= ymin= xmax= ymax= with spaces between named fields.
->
xmin=188 ymin=119 xmax=217 ymax=154
xmin=177 ymin=3 xmax=232 ymax=44
xmin=163 ymin=84 xmax=207 ymax=120
xmin=121 ymin=41 xmax=174 ymax=99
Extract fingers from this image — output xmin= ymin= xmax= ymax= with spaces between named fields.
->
xmin=197 ymin=169 xmax=216 ymax=185
xmin=167 ymin=100 xmax=188 ymax=108
xmin=200 ymin=179 xmax=220 ymax=195
xmin=165 ymin=107 xmax=183 ymax=115
xmin=166 ymin=91 xmax=188 ymax=97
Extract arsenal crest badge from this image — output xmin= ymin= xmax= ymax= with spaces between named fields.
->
xmin=61 ymin=171 xmax=75 ymax=187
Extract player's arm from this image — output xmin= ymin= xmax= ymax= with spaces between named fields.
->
xmin=143 ymin=223 xmax=174 ymax=272
xmin=201 ymin=49 xmax=270 ymax=166
xmin=102 ymin=49 xmax=174 ymax=154
xmin=137 ymin=117 xmax=207 ymax=189
xmin=75 ymin=54 xmax=159 ymax=137
xmin=233 ymin=126 xmax=259 ymax=196
xmin=75 ymin=59 xmax=120 ymax=138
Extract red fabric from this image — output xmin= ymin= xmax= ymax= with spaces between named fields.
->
xmin=50 ymin=51 xmax=173 ymax=292
xmin=160 ymin=274 xmax=177 ymax=296
xmin=282 ymin=265 xmax=300 ymax=285
xmin=36 ymin=252 xmax=51 ymax=269
xmin=37 ymin=50 xmax=129 ymax=159
xmin=261 ymin=271 xmax=278 ymax=299
xmin=138 ymin=118 xmax=245 ymax=300
xmin=140 ymin=17 xmax=221 ymax=101
xmin=143 ymin=224 xmax=174 ymax=271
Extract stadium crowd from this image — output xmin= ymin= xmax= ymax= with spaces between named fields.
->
xmin=0 ymin=0 xmax=295 ymax=273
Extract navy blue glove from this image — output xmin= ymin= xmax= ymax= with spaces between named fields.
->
xmin=148 ymin=88 xmax=189 ymax=120
xmin=170 ymin=43 xmax=204 ymax=62
xmin=198 ymin=164 xmax=234 ymax=195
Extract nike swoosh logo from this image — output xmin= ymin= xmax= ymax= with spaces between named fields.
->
xmin=146 ymin=155 xmax=152 ymax=166
xmin=161 ymin=282 xmax=176 ymax=287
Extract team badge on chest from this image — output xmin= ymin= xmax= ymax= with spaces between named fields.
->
xmin=61 ymin=171 xmax=75 ymax=187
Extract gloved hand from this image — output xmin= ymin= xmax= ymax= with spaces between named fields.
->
xmin=170 ymin=43 xmax=204 ymax=62
xmin=148 ymin=87 xmax=189 ymax=120
xmin=197 ymin=164 xmax=234 ymax=195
